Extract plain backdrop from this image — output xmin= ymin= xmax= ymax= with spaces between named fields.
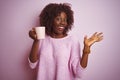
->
xmin=0 ymin=0 xmax=120 ymax=80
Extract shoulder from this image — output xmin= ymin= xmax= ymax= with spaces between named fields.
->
xmin=68 ymin=35 xmax=80 ymax=43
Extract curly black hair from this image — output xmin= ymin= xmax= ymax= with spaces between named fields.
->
xmin=39 ymin=3 xmax=74 ymax=35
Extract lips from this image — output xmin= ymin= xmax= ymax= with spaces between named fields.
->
xmin=58 ymin=26 xmax=65 ymax=31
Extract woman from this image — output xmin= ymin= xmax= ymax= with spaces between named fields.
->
xmin=28 ymin=3 xmax=103 ymax=80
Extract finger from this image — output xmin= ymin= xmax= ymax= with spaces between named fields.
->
xmin=98 ymin=37 xmax=103 ymax=42
xmin=97 ymin=32 xmax=103 ymax=36
xmin=97 ymin=36 xmax=103 ymax=42
xmin=84 ymin=35 xmax=87 ymax=40
xmin=99 ymin=35 xmax=103 ymax=38
xmin=100 ymin=36 xmax=104 ymax=40
xmin=29 ymin=30 xmax=32 ymax=37
xmin=32 ymin=27 xmax=35 ymax=31
xmin=34 ymin=34 xmax=37 ymax=39
xmin=91 ymin=32 xmax=97 ymax=37
xmin=97 ymin=35 xmax=103 ymax=40
xmin=93 ymin=32 xmax=97 ymax=36
xmin=31 ymin=29 xmax=36 ymax=34
xmin=29 ymin=30 xmax=33 ymax=38
xmin=29 ymin=30 xmax=36 ymax=39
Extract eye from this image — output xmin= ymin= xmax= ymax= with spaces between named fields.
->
xmin=64 ymin=18 xmax=67 ymax=22
xmin=56 ymin=17 xmax=61 ymax=22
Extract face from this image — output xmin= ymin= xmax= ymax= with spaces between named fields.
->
xmin=52 ymin=12 xmax=68 ymax=37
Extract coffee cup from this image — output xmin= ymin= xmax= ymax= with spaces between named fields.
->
xmin=34 ymin=26 xmax=45 ymax=39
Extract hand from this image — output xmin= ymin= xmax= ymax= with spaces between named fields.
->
xmin=29 ymin=28 xmax=37 ymax=40
xmin=84 ymin=32 xmax=103 ymax=47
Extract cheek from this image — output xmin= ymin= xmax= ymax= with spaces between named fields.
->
xmin=65 ymin=23 xmax=68 ymax=26
xmin=64 ymin=23 xmax=68 ymax=27
xmin=54 ymin=21 xmax=60 ymax=27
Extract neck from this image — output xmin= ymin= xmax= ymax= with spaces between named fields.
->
xmin=50 ymin=33 xmax=67 ymax=38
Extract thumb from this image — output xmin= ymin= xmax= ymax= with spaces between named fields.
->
xmin=84 ymin=35 xmax=87 ymax=40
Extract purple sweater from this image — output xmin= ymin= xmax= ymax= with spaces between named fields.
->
xmin=29 ymin=35 xmax=84 ymax=80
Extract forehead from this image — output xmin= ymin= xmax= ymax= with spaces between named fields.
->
xmin=56 ymin=12 xmax=67 ymax=17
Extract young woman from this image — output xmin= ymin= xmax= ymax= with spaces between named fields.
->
xmin=28 ymin=3 xmax=103 ymax=80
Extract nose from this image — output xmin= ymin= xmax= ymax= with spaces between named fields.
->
xmin=60 ymin=19 xmax=66 ymax=25
xmin=61 ymin=21 xmax=65 ymax=25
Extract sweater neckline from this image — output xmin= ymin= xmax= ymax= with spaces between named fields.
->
xmin=48 ymin=35 xmax=70 ymax=41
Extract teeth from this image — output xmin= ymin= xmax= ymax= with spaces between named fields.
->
xmin=59 ymin=27 xmax=64 ymax=29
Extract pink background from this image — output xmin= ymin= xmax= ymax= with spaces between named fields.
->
xmin=0 ymin=0 xmax=120 ymax=80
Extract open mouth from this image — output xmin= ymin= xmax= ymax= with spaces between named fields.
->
xmin=58 ymin=26 xmax=65 ymax=31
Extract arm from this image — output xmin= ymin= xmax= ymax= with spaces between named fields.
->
xmin=80 ymin=32 xmax=103 ymax=68
xmin=29 ymin=40 xmax=40 ymax=63
xmin=29 ymin=29 xmax=40 ymax=63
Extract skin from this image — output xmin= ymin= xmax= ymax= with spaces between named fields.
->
xmin=29 ymin=12 xmax=103 ymax=68
xmin=81 ymin=32 xmax=103 ymax=68
xmin=51 ymin=12 xmax=68 ymax=38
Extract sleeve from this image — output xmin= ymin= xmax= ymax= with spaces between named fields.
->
xmin=28 ymin=58 xmax=38 ymax=69
xmin=71 ymin=57 xmax=84 ymax=78
xmin=70 ymin=38 xmax=85 ymax=78
xmin=28 ymin=39 xmax=43 ymax=69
